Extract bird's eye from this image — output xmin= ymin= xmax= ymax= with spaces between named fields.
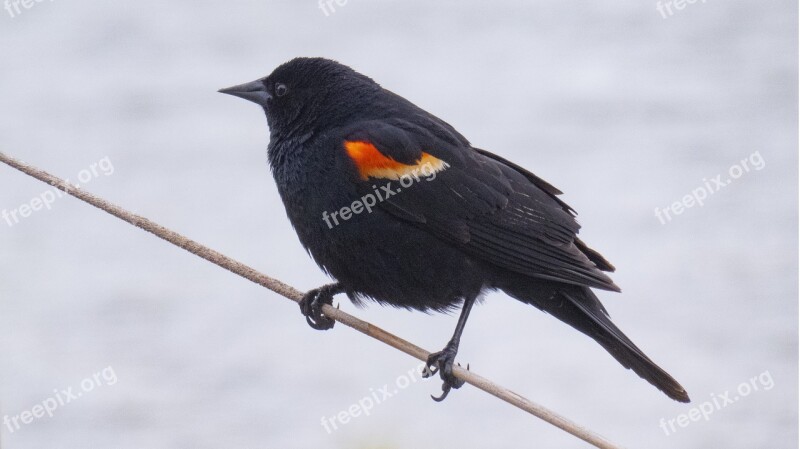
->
xmin=275 ymin=83 xmax=288 ymax=97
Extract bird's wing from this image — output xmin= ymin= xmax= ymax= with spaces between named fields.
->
xmin=339 ymin=119 xmax=619 ymax=291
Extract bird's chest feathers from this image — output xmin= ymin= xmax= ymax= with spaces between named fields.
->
xmin=270 ymin=140 xmax=360 ymax=227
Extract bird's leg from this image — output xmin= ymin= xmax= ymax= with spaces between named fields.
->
xmin=299 ymin=282 xmax=344 ymax=331
xmin=423 ymin=295 xmax=476 ymax=401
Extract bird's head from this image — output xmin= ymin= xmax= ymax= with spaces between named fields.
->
xmin=219 ymin=57 xmax=382 ymax=139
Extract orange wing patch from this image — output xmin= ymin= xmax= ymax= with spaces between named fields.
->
xmin=344 ymin=141 xmax=449 ymax=181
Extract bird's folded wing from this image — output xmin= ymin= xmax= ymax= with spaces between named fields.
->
xmin=340 ymin=119 xmax=619 ymax=292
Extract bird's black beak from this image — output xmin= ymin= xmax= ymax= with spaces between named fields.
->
xmin=218 ymin=79 xmax=272 ymax=107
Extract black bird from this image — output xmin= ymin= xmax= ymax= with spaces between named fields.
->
xmin=219 ymin=57 xmax=689 ymax=403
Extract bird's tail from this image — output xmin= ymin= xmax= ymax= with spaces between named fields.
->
xmin=500 ymin=279 xmax=690 ymax=403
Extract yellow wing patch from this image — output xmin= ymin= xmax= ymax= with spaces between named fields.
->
xmin=344 ymin=141 xmax=449 ymax=181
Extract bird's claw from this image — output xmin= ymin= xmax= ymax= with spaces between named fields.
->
xmin=299 ymin=287 xmax=336 ymax=331
xmin=424 ymin=346 xmax=467 ymax=401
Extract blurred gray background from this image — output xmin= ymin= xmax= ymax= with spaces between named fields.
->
xmin=0 ymin=1 xmax=797 ymax=448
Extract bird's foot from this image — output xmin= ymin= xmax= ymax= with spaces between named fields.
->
xmin=299 ymin=284 xmax=341 ymax=331
xmin=423 ymin=342 xmax=468 ymax=401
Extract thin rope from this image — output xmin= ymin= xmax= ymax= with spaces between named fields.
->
xmin=0 ymin=151 xmax=624 ymax=449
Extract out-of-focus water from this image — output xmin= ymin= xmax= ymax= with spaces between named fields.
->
xmin=0 ymin=1 xmax=796 ymax=448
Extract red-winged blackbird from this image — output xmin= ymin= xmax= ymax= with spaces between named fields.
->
xmin=220 ymin=57 xmax=690 ymax=403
